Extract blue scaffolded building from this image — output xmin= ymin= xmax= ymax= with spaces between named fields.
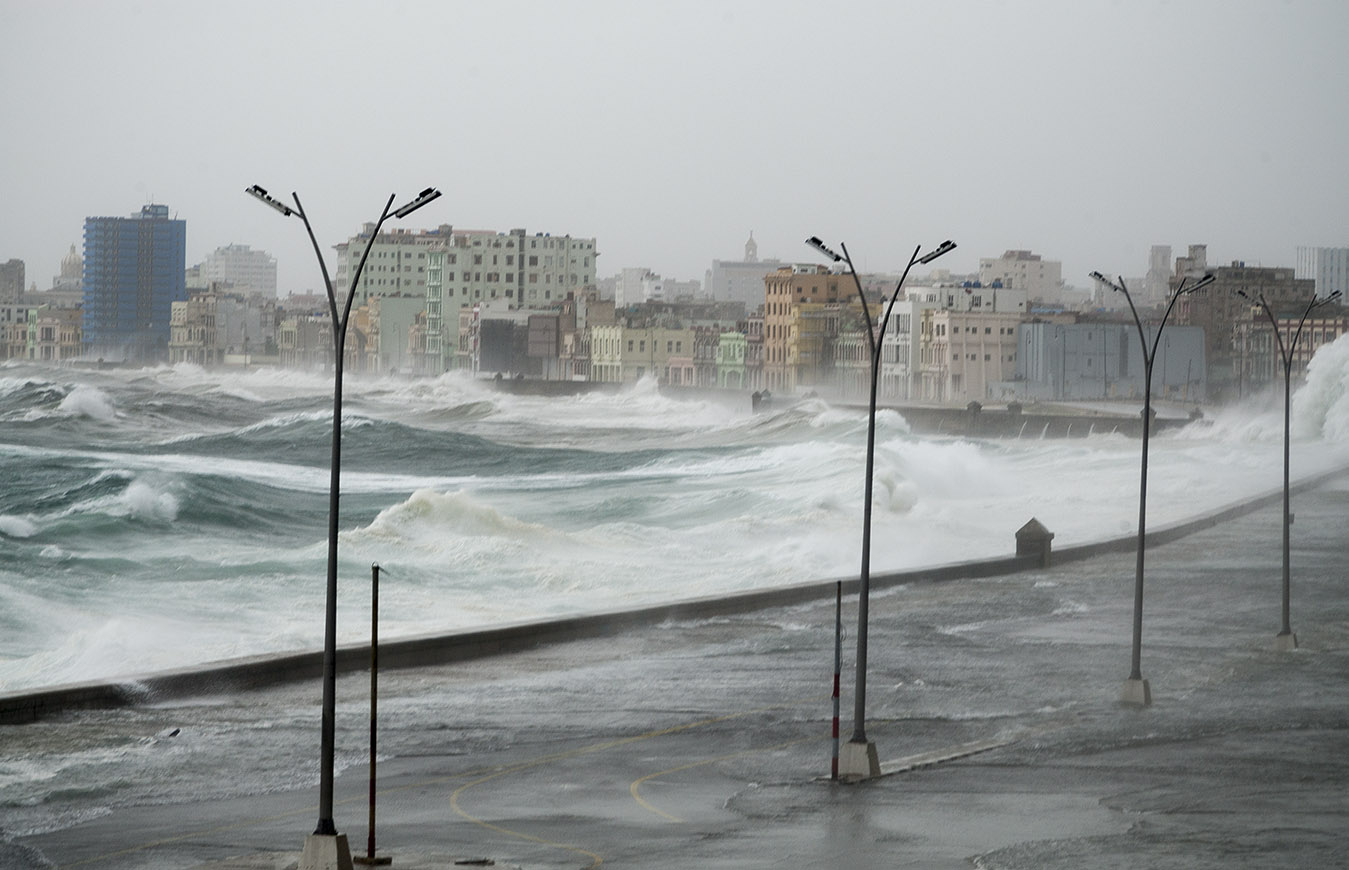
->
xmin=82 ymin=204 xmax=186 ymax=362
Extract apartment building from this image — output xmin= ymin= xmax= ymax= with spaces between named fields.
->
xmin=423 ymin=227 xmax=597 ymax=372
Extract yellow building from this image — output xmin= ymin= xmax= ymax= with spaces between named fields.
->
xmin=764 ymin=265 xmax=849 ymax=391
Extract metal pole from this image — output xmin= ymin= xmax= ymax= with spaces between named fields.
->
xmin=839 ymin=242 xmax=922 ymax=746
xmin=296 ymin=192 xmax=396 ymax=837
xmin=1131 ymin=355 xmax=1152 ymax=682
xmin=854 ymin=335 xmax=880 ymax=742
xmin=1111 ymin=276 xmax=1198 ymax=690
xmin=831 ymin=578 xmax=842 ymax=780
xmin=357 ymin=564 xmax=391 ymax=865
xmin=1247 ymin=290 xmax=1338 ymax=644
xmin=248 ymin=185 xmax=440 ymax=855
xmin=1281 ymin=358 xmax=1292 ymax=638
xmin=807 ymin=236 xmax=953 ymax=763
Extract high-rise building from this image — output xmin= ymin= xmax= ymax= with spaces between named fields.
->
xmin=82 ymin=204 xmax=187 ymax=361
xmin=195 ymin=243 xmax=277 ymax=296
xmin=1296 ymin=246 xmax=1349 ymax=299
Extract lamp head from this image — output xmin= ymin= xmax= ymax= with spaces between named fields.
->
xmin=917 ymin=240 xmax=957 ymax=264
xmin=1189 ymin=272 xmax=1216 ymax=292
xmin=1089 ymin=271 xmax=1123 ymax=292
xmin=245 ymin=185 xmax=294 ymax=218
xmin=392 ymin=187 xmax=442 ymax=219
xmin=805 ymin=236 xmax=843 ymax=262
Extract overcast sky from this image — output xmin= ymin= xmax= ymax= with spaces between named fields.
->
xmin=2 ymin=0 xmax=1346 ymax=296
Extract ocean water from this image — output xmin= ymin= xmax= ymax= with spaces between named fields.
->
xmin=1 ymin=344 xmax=1348 ymax=697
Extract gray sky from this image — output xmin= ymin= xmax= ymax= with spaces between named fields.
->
xmin=3 ymin=0 xmax=1346 ymax=296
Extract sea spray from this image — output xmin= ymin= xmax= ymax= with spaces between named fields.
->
xmin=1294 ymin=333 xmax=1349 ymax=440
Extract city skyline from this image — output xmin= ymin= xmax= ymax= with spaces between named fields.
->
xmin=3 ymin=1 xmax=1347 ymax=296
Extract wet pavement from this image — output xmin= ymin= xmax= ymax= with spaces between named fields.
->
xmin=8 ymin=478 xmax=1349 ymax=869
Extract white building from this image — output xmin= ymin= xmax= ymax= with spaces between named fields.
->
xmin=422 ymin=227 xmax=598 ymax=372
xmin=1296 ymin=246 xmax=1349 ymax=298
xmin=706 ymin=233 xmax=781 ymax=311
xmin=919 ymin=309 xmax=1023 ymax=404
xmin=195 ymin=244 xmax=278 ymax=297
xmin=335 ymin=224 xmax=451 ymax=306
xmin=978 ymin=250 xmax=1063 ymax=301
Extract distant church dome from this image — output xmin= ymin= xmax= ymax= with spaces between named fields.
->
xmin=60 ymin=244 xmax=82 ymax=279
xmin=744 ymin=232 xmax=758 ymax=263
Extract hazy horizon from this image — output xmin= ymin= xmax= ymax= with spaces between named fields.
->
xmin=3 ymin=0 xmax=1346 ymax=295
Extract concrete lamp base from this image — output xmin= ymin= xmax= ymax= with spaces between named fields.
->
xmin=1120 ymin=677 xmax=1152 ymax=707
xmin=1275 ymin=632 xmax=1299 ymax=651
xmin=300 ymin=834 xmax=354 ymax=870
xmin=838 ymin=740 xmax=881 ymax=780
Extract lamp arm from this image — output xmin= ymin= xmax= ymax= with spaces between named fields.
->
xmin=1288 ymin=293 xmax=1324 ymax=366
xmin=1152 ymin=278 xmax=1193 ymax=367
xmin=876 ymin=245 xmax=922 ymax=368
xmin=292 ymin=193 xmax=340 ymax=332
xmin=1116 ymin=277 xmax=1150 ymax=362
xmin=839 ymin=242 xmax=876 ymax=360
xmin=340 ymin=194 xmax=398 ymax=343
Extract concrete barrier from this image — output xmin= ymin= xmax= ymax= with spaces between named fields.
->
xmin=2 ymin=465 xmax=1345 ymax=725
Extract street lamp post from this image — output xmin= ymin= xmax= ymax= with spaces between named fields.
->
xmin=247 ymin=184 xmax=441 ymax=865
xmin=1089 ymin=270 xmax=1214 ymax=706
xmin=1235 ymin=288 xmax=1342 ymax=650
xmin=807 ymin=235 xmax=955 ymax=778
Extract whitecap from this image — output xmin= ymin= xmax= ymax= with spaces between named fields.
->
xmin=0 ymin=514 xmax=38 ymax=538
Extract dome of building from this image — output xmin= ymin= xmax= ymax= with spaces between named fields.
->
xmin=60 ymin=244 xmax=82 ymax=279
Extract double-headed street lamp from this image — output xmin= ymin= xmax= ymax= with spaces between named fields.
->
xmin=1235 ymin=288 xmax=1342 ymax=650
xmin=247 ymin=184 xmax=441 ymax=860
xmin=807 ymin=235 xmax=956 ymax=778
xmin=1090 ymin=270 xmax=1215 ymax=706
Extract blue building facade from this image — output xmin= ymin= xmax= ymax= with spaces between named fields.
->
xmin=82 ymin=204 xmax=186 ymax=361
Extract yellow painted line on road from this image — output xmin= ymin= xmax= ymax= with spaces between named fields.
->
xmin=630 ymin=736 xmax=815 ymax=823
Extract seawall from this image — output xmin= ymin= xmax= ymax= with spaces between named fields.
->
xmin=494 ymin=378 xmax=1184 ymax=439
